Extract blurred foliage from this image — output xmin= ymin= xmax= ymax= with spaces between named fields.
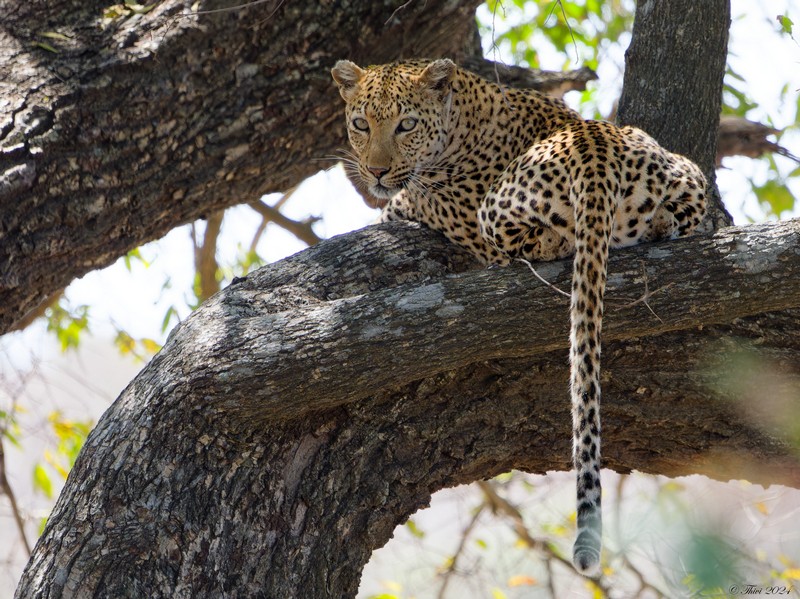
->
xmin=0 ymin=405 xmax=23 ymax=449
xmin=481 ymin=0 xmax=633 ymax=71
xmin=706 ymin=341 xmax=800 ymax=451
xmin=361 ymin=472 xmax=799 ymax=598
xmin=32 ymin=411 xmax=92 ymax=501
xmin=114 ymin=329 xmax=162 ymax=361
xmin=44 ymin=300 xmax=90 ymax=352
xmin=481 ymin=0 xmax=798 ymax=216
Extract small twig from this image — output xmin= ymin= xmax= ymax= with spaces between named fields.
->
xmin=248 ymin=215 xmax=269 ymax=257
xmin=544 ymin=1 xmax=580 ymax=64
xmin=248 ymin=199 xmax=322 ymax=247
xmin=193 ymin=211 xmax=223 ymax=302
xmin=272 ymin=184 xmax=298 ymax=211
xmin=477 ymin=481 xmax=571 ymax=569
xmin=0 ymin=438 xmax=31 ymax=555
xmin=9 ymin=289 xmax=64 ymax=332
xmin=515 ymin=258 xmax=571 ymax=299
xmin=477 ymin=480 xmax=612 ymax=595
xmin=384 ymin=0 xmax=422 ymax=26
xmin=612 ymin=262 xmax=671 ymax=324
xmin=436 ymin=501 xmax=486 ymax=599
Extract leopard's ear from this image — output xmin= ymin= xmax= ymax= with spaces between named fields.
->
xmin=416 ymin=59 xmax=456 ymax=99
xmin=331 ymin=60 xmax=365 ymax=102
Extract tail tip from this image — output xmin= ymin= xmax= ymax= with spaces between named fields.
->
xmin=572 ymin=547 xmax=601 ymax=577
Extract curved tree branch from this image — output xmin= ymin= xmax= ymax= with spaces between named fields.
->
xmin=15 ymin=219 xmax=800 ymax=598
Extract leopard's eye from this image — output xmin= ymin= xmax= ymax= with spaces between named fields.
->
xmin=396 ymin=117 xmax=417 ymax=133
xmin=352 ymin=117 xmax=369 ymax=132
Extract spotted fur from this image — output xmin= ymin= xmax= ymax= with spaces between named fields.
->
xmin=332 ymin=58 xmax=706 ymax=576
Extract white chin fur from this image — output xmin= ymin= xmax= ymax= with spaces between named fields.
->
xmin=369 ymin=184 xmax=401 ymax=199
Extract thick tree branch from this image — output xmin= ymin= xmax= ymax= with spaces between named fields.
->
xmin=212 ymin=220 xmax=800 ymax=424
xmin=459 ymin=57 xmax=598 ymax=97
xmin=17 ymin=220 xmax=800 ymax=597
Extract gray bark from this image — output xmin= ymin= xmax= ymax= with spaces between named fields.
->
xmin=0 ymin=0 xmax=593 ymax=334
xmin=617 ymin=0 xmax=732 ymax=230
xmin=15 ymin=219 xmax=800 ymax=598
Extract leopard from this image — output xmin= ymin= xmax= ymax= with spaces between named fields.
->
xmin=331 ymin=58 xmax=706 ymax=576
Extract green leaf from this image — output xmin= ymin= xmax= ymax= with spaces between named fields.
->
xmin=161 ymin=306 xmax=178 ymax=333
xmin=33 ymin=463 xmax=54 ymax=499
xmin=795 ymin=92 xmax=800 ymax=126
xmin=752 ymin=179 xmax=796 ymax=218
xmin=115 ymin=330 xmax=136 ymax=355
xmin=40 ymin=31 xmax=72 ymax=41
xmin=45 ymin=301 xmax=90 ymax=352
xmin=33 ymin=41 xmax=59 ymax=53
xmin=4 ymin=429 xmax=21 ymax=448
xmin=405 ymin=518 xmax=425 ymax=538
xmin=777 ymin=14 xmax=794 ymax=36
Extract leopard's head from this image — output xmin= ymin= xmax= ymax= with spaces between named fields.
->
xmin=331 ymin=59 xmax=456 ymax=199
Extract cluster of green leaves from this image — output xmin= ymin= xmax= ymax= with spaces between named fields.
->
xmin=45 ymin=301 xmax=90 ymax=352
xmin=723 ymin=36 xmax=800 ymax=220
xmin=32 ymin=412 xmax=92 ymax=500
xmin=481 ymin=1 xmax=799 ymax=219
xmin=480 ymin=0 xmax=633 ymax=71
xmin=31 ymin=412 xmax=93 ymax=533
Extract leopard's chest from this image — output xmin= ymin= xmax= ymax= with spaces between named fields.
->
xmin=405 ymin=161 xmax=507 ymax=262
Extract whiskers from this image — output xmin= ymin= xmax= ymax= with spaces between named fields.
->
xmin=312 ymin=148 xmax=364 ymax=181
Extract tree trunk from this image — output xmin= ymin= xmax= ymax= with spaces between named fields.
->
xmin=617 ymin=0 xmax=732 ymax=230
xmin=14 ymin=218 xmax=800 ymax=598
xmin=15 ymin=1 xmax=800 ymax=598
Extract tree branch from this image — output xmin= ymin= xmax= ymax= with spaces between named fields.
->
xmin=460 ymin=57 xmax=598 ymax=97
xmin=247 ymin=199 xmax=321 ymax=247
xmin=193 ymin=211 xmax=223 ymax=302
xmin=16 ymin=219 xmax=800 ymax=597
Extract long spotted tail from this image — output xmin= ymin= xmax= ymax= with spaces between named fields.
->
xmin=568 ymin=144 xmax=617 ymax=576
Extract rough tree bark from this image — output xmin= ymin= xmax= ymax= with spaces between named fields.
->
xmin=13 ymin=0 xmax=800 ymax=598
xmin=15 ymin=219 xmax=800 ymax=598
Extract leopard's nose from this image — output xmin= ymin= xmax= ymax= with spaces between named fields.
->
xmin=367 ymin=166 xmax=390 ymax=180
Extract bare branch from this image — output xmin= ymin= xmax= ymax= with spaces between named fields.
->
xmin=247 ymin=200 xmax=322 ymax=247
xmin=0 ymin=439 xmax=31 ymax=555
xmin=194 ymin=212 xmax=223 ymax=303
